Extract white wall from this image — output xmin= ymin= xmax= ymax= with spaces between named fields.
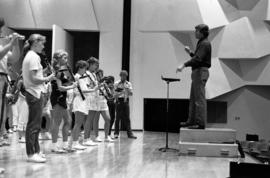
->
xmin=130 ymin=0 xmax=270 ymax=140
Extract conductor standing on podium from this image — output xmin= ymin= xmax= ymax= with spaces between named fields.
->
xmin=176 ymin=24 xmax=212 ymax=129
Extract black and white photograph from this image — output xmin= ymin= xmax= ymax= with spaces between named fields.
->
xmin=0 ymin=0 xmax=270 ymax=177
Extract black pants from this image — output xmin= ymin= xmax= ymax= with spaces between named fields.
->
xmin=25 ymin=92 xmax=44 ymax=156
xmin=108 ymin=101 xmax=115 ymax=135
xmin=114 ymin=99 xmax=133 ymax=136
xmin=187 ymin=67 xmax=209 ymax=126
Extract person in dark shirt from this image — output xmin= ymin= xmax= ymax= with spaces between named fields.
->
xmin=176 ymin=24 xmax=212 ymax=129
xmin=50 ymin=50 xmax=77 ymax=153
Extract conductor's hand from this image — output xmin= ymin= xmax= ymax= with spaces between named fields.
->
xmin=176 ymin=64 xmax=185 ymax=73
xmin=184 ymin=46 xmax=192 ymax=55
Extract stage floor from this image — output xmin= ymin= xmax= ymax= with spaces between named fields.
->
xmin=0 ymin=131 xmax=257 ymax=178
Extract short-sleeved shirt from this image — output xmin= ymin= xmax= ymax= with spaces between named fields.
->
xmin=22 ymin=50 xmax=45 ymax=98
xmin=114 ymin=80 xmax=132 ymax=98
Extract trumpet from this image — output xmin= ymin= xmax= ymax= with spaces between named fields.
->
xmin=0 ymin=33 xmax=25 ymax=40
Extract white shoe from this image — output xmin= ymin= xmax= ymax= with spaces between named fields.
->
xmin=94 ymin=136 xmax=103 ymax=142
xmin=19 ymin=137 xmax=26 ymax=143
xmin=8 ymin=129 xmax=13 ymax=134
xmin=104 ymin=136 xmax=114 ymax=143
xmin=27 ymin=154 xmax=46 ymax=163
xmin=73 ymin=143 xmax=87 ymax=150
xmin=51 ymin=146 xmax=67 ymax=154
xmin=83 ymin=139 xmax=98 ymax=146
xmin=0 ymin=167 xmax=5 ymax=174
xmin=44 ymin=132 xmax=52 ymax=140
xmin=13 ymin=126 xmax=17 ymax=132
xmin=38 ymin=152 xmax=46 ymax=158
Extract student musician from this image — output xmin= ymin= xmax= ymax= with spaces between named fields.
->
xmin=50 ymin=50 xmax=77 ymax=153
xmin=22 ymin=34 xmax=55 ymax=163
xmin=94 ymin=69 xmax=114 ymax=142
xmin=106 ymin=76 xmax=116 ymax=137
xmin=114 ymin=70 xmax=136 ymax=139
xmin=0 ymin=18 xmax=20 ymax=151
xmin=83 ymin=57 xmax=100 ymax=144
xmin=71 ymin=60 xmax=98 ymax=150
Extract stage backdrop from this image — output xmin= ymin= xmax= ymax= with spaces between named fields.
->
xmin=130 ymin=0 xmax=270 ymax=140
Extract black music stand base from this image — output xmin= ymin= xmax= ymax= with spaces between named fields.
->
xmin=158 ymin=76 xmax=180 ymax=153
xmin=158 ymin=147 xmax=179 ymax=153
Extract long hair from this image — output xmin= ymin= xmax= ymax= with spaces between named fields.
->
xmin=23 ymin=34 xmax=46 ymax=58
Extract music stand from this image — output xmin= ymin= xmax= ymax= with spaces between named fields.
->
xmin=158 ymin=76 xmax=180 ymax=152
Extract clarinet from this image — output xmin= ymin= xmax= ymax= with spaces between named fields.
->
xmin=66 ymin=64 xmax=85 ymax=100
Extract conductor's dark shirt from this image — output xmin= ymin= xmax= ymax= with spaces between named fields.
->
xmin=184 ymin=38 xmax=211 ymax=70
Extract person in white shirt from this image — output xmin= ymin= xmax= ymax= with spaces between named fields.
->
xmin=114 ymin=70 xmax=137 ymax=139
xmin=22 ymin=34 xmax=55 ymax=163
xmin=71 ymin=60 xmax=98 ymax=150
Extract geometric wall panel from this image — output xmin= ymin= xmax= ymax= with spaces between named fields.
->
xmin=29 ymin=0 xmax=98 ymax=30
xmin=139 ymin=0 xmax=228 ymax=32
xmin=218 ymin=17 xmax=270 ymax=59
xmin=226 ymin=0 xmax=260 ymax=10
xmin=0 ymin=0 xmax=36 ymax=28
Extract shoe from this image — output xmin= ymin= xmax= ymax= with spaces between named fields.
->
xmin=187 ymin=124 xmax=205 ymax=129
xmin=2 ymin=140 xmax=10 ymax=146
xmin=94 ymin=136 xmax=103 ymax=142
xmin=0 ymin=167 xmax=5 ymax=174
xmin=38 ymin=152 xmax=46 ymax=158
xmin=128 ymin=135 xmax=137 ymax=139
xmin=114 ymin=134 xmax=119 ymax=139
xmin=83 ymin=139 xmax=98 ymax=146
xmin=44 ymin=132 xmax=52 ymax=140
xmin=73 ymin=143 xmax=87 ymax=150
xmin=180 ymin=122 xmax=192 ymax=127
xmin=104 ymin=136 xmax=114 ymax=143
xmin=63 ymin=145 xmax=76 ymax=152
xmin=51 ymin=147 xmax=67 ymax=154
xmin=27 ymin=154 xmax=46 ymax=163
xmin=13 ymin=126 xmax=17 ymax=132
xmin=19 ymin=137 xmax=26 ymax=143
xmin=8 ymin=129 xmax=13 ymax=134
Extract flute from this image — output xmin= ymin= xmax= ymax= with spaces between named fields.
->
xmin=0 ymin=34 xmax=25 ymax=40
xmin=66 ymin=64 xmax=85 ymax=100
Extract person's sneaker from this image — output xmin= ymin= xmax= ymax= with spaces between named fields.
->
xmin=94 ymin=136 xmax=103 ymax=142
xmin=44 ymin=132 xmax=52 ymax=140
xmin=63 ymin=145 xmax=76 ymax=152
xmin=19 ymin=137 xmax=26 ymax=143
xmin=114 ymin=134 xmax=119 ymax=139
xmin=38 ymin=152 xmax=46 ymax=158
xmin=104 ymin=136 xmax=114 ymax=143
xmin=128 ymin=135 xmax=137 ymax=139
xmin=0 ymin=167 xmax=5 ymax=174
xmin=13 ymin=126 xmax=17 ymax=132
xmin=27 ymin=154 xmax=46 ymax=163
xmin=83 ymin=139 xmax=98 ymax=146
xmin=51 ymin=146 xmax=67 ymax=154
xmin=2 ymin=139 xmax=10 ymax=146
xmin=73 ymin=143 xmax=87 ymax=150
xmin=8 ymin=129 xmax=13 ymax=134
